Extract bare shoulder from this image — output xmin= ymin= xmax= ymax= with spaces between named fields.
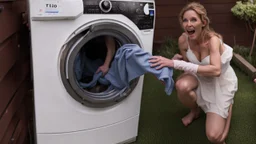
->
xmin=208 ymin=36 xmax=222 ymax=53
xmin=178 ymin=33 xmax=188 ymax=51
xmin=209 ymin=36 xmax=221 ymax=46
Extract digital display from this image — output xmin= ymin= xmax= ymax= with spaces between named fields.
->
xmin=149 ymin=10 xmax=154 ymax=16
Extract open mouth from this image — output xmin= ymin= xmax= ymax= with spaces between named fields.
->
xmin=187 ymin=30 xmax=195 ymax=35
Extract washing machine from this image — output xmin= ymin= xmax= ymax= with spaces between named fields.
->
xmin=29 ymin=0 xmax=155 ymax=143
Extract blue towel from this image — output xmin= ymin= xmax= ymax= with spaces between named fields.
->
xmin=105 ymin=44 xmax=175 ymax=95
xmin=75 ymin=44 xmax=175 ymax=95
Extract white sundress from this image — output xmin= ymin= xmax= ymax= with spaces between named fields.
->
xmin=185 ymin=39 xmax=238 ymax=118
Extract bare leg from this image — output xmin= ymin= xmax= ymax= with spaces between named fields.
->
xmin=219 ymin=104 xmax=233 ymax=144
xmin=175 ymin=73 xmax=200 ymax=126
xmin=206 ymin=104 xmax=233 ymax=144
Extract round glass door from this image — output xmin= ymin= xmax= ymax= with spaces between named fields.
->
xmin=60 ymin=22 xmax=142 ymax=108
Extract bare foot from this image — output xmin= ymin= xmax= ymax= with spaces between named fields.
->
xmin=254 ymin=78 xmax=256 ymax=83
xmin=182 ymin=108 xmax=200 ymax=126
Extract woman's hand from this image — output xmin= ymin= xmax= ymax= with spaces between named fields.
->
xmin=172 ymin=54 xmax=183 ymax=60
xmin=149 ymin=56 xmax=174 ymax=70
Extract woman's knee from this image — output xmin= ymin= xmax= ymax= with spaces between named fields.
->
xmin=206 ymin=130 xmax=223 ymax=143
xmin=175 ymin=79 xmax=192 ymax=93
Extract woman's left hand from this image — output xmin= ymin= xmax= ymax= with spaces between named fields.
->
xmin=149 ymin=56 xmax=174 ymax=70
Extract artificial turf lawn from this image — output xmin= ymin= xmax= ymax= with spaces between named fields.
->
xmin=132 ymin=65 xmax=256 ymax=144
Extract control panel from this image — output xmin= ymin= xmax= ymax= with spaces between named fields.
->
xmin=83 ymin=0 xmax=155 ymax=30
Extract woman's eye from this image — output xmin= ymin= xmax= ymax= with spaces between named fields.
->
xmin=191 ymin=18 xmax=197 ymax=22
xmin=183 ymin=19 xmax=188 ymax=22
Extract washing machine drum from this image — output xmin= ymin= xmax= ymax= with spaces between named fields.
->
xmin=60 ymin=23 xmax=141 ymax=108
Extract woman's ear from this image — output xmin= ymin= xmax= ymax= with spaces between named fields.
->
xmin=202 ymin=19 xmax=207 ymax=27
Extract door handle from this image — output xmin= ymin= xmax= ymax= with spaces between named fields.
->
xmin=0 ymin=5 xmax=4 ymax=13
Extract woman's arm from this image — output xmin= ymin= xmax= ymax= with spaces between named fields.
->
xmin=196 ymin=36 xmax=222 ymax=77
xmin=149 ymin=36 xmax=222 ymax=77
xmin=173 ymin=36 xmax=222 ymax=77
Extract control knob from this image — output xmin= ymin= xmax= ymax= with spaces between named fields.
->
xmin=99 ymin=0 xmax=112 ymax=13
xmin=118 ymin=3 xmax=127 ymax=12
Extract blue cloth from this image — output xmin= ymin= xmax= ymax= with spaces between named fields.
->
xmin=75 ymin=44 xmax=175 ymax=95
xmin=105 ymin=44 xmax=174 ymax=95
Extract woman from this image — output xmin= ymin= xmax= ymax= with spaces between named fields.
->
xmin=149 ymin=2 xmax=238 ymax=144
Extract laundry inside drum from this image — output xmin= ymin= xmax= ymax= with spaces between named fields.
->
xmin=74 ymin=35 xmax=120 ymax=93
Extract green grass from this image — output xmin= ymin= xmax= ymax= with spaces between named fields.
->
xmin=132 ymin=65 xmax=256 ymax=144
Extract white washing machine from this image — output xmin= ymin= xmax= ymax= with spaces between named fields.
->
xmin=29 ymin=0 xmax=155 ymax=143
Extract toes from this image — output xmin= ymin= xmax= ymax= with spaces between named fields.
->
xmin=181 ymin=118 xmax=191 ymax=126
xmin=181 ymin=110 xmax=200 ymax=126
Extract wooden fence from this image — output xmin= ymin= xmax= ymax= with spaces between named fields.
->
xmin=0 ymin=0 xmax=32 ymax=143
xmin=154 ymin=0 xmax=253 ymax=48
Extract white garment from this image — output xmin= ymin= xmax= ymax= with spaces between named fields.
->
xmin=186 ymin=39 xmax=238 ymax=118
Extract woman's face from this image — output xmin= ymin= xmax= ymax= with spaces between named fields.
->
xmin=182 ymin=10 xmax=205 ymax=40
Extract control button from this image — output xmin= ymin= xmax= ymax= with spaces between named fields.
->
xmin=118 ymin=3 xmax=127 ymax=12
xmin=148 ymin=3 xmax=154 ymax=9
xmin=102 ymin=1 xmax=110 ymax=10
xmin=99 ymin=0 xmax=112 ymax=13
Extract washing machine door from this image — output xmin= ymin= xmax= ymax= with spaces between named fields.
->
xmin=60 ymin=22 xmax=142 ymax=108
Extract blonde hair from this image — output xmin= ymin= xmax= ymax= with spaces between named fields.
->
xmin=179 ymin=2 xmax=222 ymax=43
